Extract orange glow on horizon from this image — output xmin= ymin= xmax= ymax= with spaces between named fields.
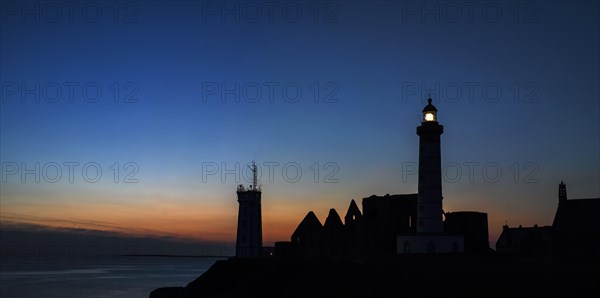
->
xmin=1 ymin=196 xmax=319 ymax=243
xmin=1 ymin=190 xmax=555 ymax=246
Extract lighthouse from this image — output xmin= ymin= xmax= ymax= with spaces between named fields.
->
xmin=416 ymin=98 xmax=444 ymax=233
xmin=397 ymin=98 xmax=464 ymax=254
xmin=235 ymin=161 xmax=263 ymax=257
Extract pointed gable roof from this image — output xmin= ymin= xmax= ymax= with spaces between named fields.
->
xmin=292 ymin=211 xmax=322 ymax=239
xmin=324 ymin=209 xmax=343 ymax=230
xmin=344 ymin=199 xmax=362 ymax=224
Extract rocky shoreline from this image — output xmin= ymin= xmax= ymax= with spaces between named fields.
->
xmin=149 ymin=255 xmax=600 ymax=298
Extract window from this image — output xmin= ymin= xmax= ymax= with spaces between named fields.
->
xmin=408 ymin=216 xmax=412 ymax=228
xmin=419 ymin=220 xmax=424 ymax=227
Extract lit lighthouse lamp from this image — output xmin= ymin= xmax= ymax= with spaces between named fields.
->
xmin=423 ymin=98 xmax=437 ymax=122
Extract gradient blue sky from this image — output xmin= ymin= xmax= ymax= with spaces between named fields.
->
xmin=1 ymin=1 xmax=599 ymax=248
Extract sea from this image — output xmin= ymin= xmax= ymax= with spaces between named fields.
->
xmin=0 ymin=256 xmax=224 ymax=298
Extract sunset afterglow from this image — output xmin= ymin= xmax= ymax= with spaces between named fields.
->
xmin=1 ymin=1 xmax=599 ymax=252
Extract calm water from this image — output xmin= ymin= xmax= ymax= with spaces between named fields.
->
xmin=0 ymin=256 xmax=224 ymax=298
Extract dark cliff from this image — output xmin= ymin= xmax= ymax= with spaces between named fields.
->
xmin=150 ymin=256 xmax=600 ymax=298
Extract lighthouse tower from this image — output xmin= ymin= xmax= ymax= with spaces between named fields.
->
xmin=397 ymin=98 xmax=463 ymax=254
xmin=416 ymin=98 xmax=444 ymax=233
xmin=235 ymin=161 xmax=263 ymax=257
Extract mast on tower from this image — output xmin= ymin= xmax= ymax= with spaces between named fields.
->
xmin=246 ymin=161 xmax=260 ymax=191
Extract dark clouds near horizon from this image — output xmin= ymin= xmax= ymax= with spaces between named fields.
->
xmin=0 ymin=223 xmax=233 ymax=264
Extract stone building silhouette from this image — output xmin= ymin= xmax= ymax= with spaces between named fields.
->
xmin=495 ymin=224 xmax=553 ymax=256
xmin=280 ymin=194 xmax=489 ymax=258
xmin=497 ymin=181 xmax=600 ymax=256
xmin=275 ymin=99 xmax=490 ymax=258
xmin=552 ymin=181 xmax=600 ymax=256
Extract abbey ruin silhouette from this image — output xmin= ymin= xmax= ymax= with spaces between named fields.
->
xmin=234 ymin=99 xmax=600 ymax=259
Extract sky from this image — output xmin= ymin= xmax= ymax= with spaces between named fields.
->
xmin=1 ymin=0 xmax=599 ymax=253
